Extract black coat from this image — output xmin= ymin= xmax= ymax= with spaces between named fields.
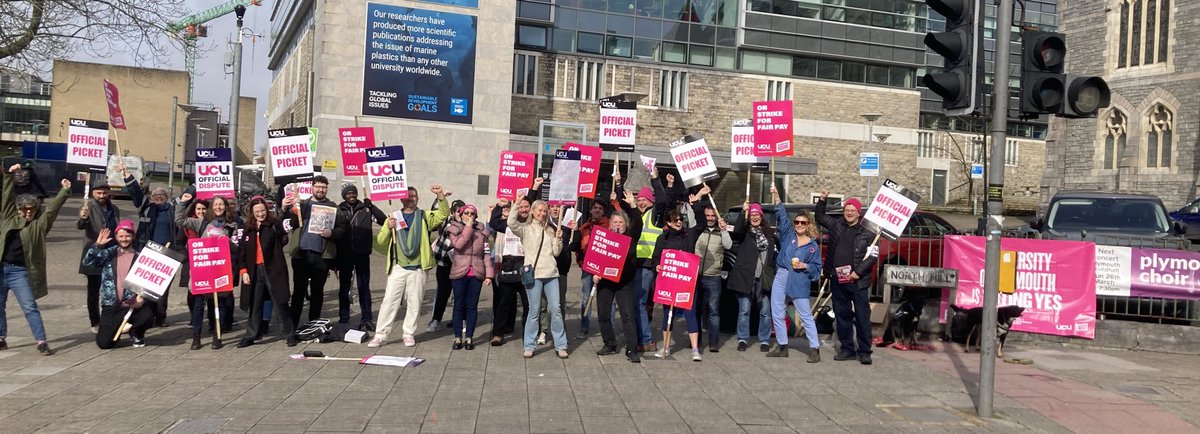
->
xmin=336 ymin=199 xmax=386 ymax=257
xmin=814 ymin=199 xmax=879 ymax=289
xmin=595 ymin=198 xmax=644 ymax=289
xmin=127 ymin=176 xmax=177 ymax=250
xmin=727 ymin=212 xmax=778 ymax=295
xmin=76 ymin=198 xmax=120 ymax=275
xmin=237 ymin=220 xmax=290 ymax=311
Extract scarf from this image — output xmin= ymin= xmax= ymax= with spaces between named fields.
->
xmin=751 ymin=226 xmax=769 ymax=252
xmin=397 ymin=209 xmax=426 ymax=258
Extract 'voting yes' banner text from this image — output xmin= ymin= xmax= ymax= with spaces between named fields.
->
xmin=582 ymin=227 xmax=631 ymax=283
xmin=365 ymin=145 xmax=409 ymax=200
xmin=67 ymin=118 xmax=109 ymax=172
xmin=189 ymin=237 xmax=234 ymax=295
xmin=943 ymin=236 xmax=1096 ymax=339
xmin=268 ymin=127 xmax=314 ymax=184
xmin=654 ymin=249 xmax=700 ymax=310
xmin=194 ymin=148 xmax=234 ymax=200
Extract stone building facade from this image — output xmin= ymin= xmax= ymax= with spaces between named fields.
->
xmin=1041 ymin=0 xmax=1198 ymax=211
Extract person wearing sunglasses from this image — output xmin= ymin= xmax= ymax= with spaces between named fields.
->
xmin=766 ymin=184 xmax=822 ymax=361
xmin=651 ymin=208 xmax=704 ymax=361
xmin=1 ymin=164 xmax=71 ymax=355
xmin=445 ymin=204 xmax=494 ymax=350
xmin=728 ymin=201 xmax=778 ymax=352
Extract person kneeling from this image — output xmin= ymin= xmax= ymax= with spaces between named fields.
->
xmin=83 ymin=221 xmax=157 ymax=349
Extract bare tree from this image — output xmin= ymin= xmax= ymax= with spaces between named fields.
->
xmin=0 ymin=0 xmax=190 ymax=72
xmin=928 ymin=119 xmax=985 ymax=206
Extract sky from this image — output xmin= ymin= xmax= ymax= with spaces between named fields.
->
xmin=73 ymin=0 xmax=274 ymax=151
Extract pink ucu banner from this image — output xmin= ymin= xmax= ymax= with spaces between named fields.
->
xmin=941 ymin=236 xmax=1097 ymax=339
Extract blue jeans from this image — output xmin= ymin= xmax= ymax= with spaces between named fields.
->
xmin=635 ymin=267 xmax=655 ymax=345
xmin=771 ymin=268 xmax=819 ymax=349
xmin=758 ymin=294 xmax=772 ymax=343
xmin=580 ymin=272 xmax=594 ymax=333
xmin=733 ymin=291 xmax=753 ymax=341
xmin=524 ymin=278 xmax=567 ymax=351
xmin=451 ymin=277 xmax=482 ymax=338
xmin=263 ymin=299 xmax=273 ymax=322
xmin=700 ymin=276 xmax=722 ymax=345
xmin=661 ymin=305 xmax=699 ymax=333
xmin=0 ymin=264 xmax=47 ymax=342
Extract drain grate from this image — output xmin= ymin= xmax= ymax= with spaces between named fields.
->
xmin=161 ymin=417 xmax=230 ymax=434
xmin=1116 ymin=385 xmax=1161 ymax=395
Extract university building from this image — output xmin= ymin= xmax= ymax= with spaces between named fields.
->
xmin=266 ymin=0 xmax=1056 ymax=213
xmin=1042 ymin=0 xmax=1197 ymax=210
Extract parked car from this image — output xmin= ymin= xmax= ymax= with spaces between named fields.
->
xmin=1030 ymin=191 xmax=1188 ymax=248
xmin=1168 ymin=197 xmax=1200 ymax=244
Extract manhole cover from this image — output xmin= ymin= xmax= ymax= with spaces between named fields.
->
xmin=1117 ymin=385 xmax=1161 ymax=395
xmin=161 ymin=418 xmax=230 ymax=434
xmin=878 ymin=405 xmax=979 ymax=426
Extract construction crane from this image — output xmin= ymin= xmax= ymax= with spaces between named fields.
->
xmin=166 ymin=0 xmax=262 ymax=102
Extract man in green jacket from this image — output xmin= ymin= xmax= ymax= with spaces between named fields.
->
xmin=367 ymin=184 xmax=449 ymax=348
xmin=1 ymin=163 xmax=72 ymax=355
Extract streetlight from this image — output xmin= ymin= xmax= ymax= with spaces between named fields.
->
xmin=861 ymin=113 xmax=883 ymax=200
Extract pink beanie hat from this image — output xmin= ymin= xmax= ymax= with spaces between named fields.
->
xmin=747 ymin=203 xmax=763 ymax=216
xmin=116 ymin=219 xmax=136 ymax=235
xmin=637 ymin=187 xmax=654 ymax=202
xmin=844 ymin=198 xmax=862 ymax=213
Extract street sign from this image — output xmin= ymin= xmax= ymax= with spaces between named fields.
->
xmin=859 ymin=152 xmax=879 ymax=177
xmin=971 ymin=163 xmax=984 ymax=179
xmin=883 ymin=265 xmax=958 ymax=288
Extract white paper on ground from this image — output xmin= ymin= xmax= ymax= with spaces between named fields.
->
xmin=362 ymin=355 xmax=425 ymax=367
xmin=344 ymin=329 xmax=366 ymax=343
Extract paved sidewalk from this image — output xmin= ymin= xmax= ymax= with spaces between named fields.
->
xmin=1 ymin=198 xmax=1198 ymax=433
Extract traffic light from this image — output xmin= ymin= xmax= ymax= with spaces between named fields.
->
xmin=1019 ymin=30 xmax=1065 ymax=116
xmin=1019 ymin=30 xmax=1111 ymax=118
xmin=922 ymin=0 xmax=982 ymax=116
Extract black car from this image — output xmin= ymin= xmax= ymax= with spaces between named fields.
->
xmin=1030 ymin=191 xmax=1188 ymax=248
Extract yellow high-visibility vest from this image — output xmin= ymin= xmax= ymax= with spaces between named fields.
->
xmin=636 ymin=211 xmax=662 ymax=259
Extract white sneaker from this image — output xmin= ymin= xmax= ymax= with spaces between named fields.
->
xmin=426 ymin=320 xmax=440 ymax=333
xmin=90 ymin=326 xmax=98 ymax=334
xmin=654 ymin=348 xmax=667 ymax=359
xmin=403 ymin=335 xmax=416 ymax=347
xmin=692 ymin=350 xmax=702 ymax=362
xmin=367 ymin=337 xmax=385 ymax=348
xmin=536 ymin=331 xmax=547 ymax=346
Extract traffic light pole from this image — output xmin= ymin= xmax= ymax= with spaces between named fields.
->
xmin=978 ymin=0 xmax=1014 ymax=419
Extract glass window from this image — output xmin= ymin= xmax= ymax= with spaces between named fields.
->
xmin=823 ymin=6 xmax=846 ymax=22
xmin=793 ymin=57 xmax=817 ymax=77
xmin=766 ymin=53 xmax=791 ymax=75
xmin=579 ymin=0 xmax=606 ymax=11
xmin=843 ymin=62 xmax=866 ymax=82
xmin=662 ymin=20 xmax=689 ymax=41
xmin=662 ymin=42 xmax=688 ymax=63
xmin=636 ymin=0 xmax=663 ymax=17
xmin=845 ymin=8 xmax=870 ymax=25
xmin=690 ymin=45 xmax=714 ymax=66
xmin=517 ymin=1 xmax=552 ymax=21
xmin=610 ymin=0 xmax=637 ymax=14
xmin=607 ymin=36 xmax=633 ymax=57
xmin=664 ymin=0 xmax=690 ymax=21
xmin=556 ymin=8 xmax=578 ymax=30
xmin=578 ymin=11 xmax=607 ymax=33
xmin=715 ymin=28 xmax=737 ymax=46
xmin=578 ymin=32 xmax=605 ymax=54
xmin=866 ymin=65 xmax=889 ymax=85
xmin=636 ymin=18 xmax=662 ymax=38
xmin=870 ymin=12 xmax=893 ymax=28
xmin=817 ymin=60 xmax=841 ymax=79
xmin=608 ymin=14 xmax=635 ymax=35
xmin=634 ymin=38 xmax=660 ymax=60
xmin=889 ymin=66 xmax=913 ymax=87
xmin=553 ymin=29 xmax=576 ymax=51
xmin=689 ymin=24 xmax=715 ymax=44
xmin=517 ymin=25 xmax=548 ymax=48
xmin=742 ymin=51 xmax=767 ymax=72
xmin=715 ymin=47 xmax=737 ymax=69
